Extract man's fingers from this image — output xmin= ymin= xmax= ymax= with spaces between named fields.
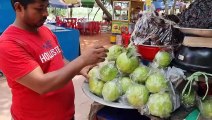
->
xmin=95 ymin=47 xmax=108 ymax=53
xmin=98 ymin=57 xmax=105 ymax=62
xmin=96 ymin=52 xmax=107 ymax=60
xmin=104 ymin=48 xmax=109 ymax=52
xmin=94 ymin=45 xmax=104 ymax=49
xmin=87 ymin=64 xmax=97 ymax=72
xmin=81 ymin=71 xmax=89 ymax=79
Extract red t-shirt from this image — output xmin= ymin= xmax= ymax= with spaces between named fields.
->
xmin=0 ymin=25 xmax=75 ymax=120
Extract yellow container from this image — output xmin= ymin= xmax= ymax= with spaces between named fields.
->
xmin=110 ymin=35 xmax=116 ymax=43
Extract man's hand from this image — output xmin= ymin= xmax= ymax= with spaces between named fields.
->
xmin=79 ymin=65 xmax=96 ymax=79
xmin=80 ymin=45 xmax=108 ymax=66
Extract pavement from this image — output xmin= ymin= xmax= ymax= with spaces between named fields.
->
xmin=0 ymin=33 xmax=112 ymax=120
xmin=0 ymin=77 xmax=11 ymax=120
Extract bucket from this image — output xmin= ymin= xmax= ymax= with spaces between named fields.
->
xmin=137 ymin=45 xmax=162 ymax=61
xmin=122 ymin=33 xmax=131 ymax=47
xmin=110 ymin=35 xmax=116 ymax=44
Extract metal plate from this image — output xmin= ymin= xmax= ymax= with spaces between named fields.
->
xmin=82 ymin=82 xmax=134 ymax=109
xmin=174 ymin=26 xmax=212 ymax=37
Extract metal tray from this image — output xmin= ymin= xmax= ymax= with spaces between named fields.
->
xmin=174 ymin=26 xmax=212 ymax=37
xmin=82 ymin=82 xmax=134 ymax=109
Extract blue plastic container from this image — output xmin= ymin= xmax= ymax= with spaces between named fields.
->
xmin=0 ymin=1 xmax=15 ymax=33
xmin=96 ymin=106 xmax=150 ymax=120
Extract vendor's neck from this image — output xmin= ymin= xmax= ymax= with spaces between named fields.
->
xmin=13 ymin=19 xmax=39 ymax=33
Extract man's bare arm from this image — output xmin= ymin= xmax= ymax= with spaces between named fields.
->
xmin=17 ymin=46 xmax=107 ymax=94
xmin=17 ymin=56 xmax=86 ymax=94
xmin=63 ymin=58 xmax=69 ymax=65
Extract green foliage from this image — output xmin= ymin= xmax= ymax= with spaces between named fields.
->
xmin=48 ymin=7 xmax=67 ymax=17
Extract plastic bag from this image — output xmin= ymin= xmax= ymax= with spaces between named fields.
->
xmin=150 ymin=50 xmax=173 ymax=69
xmin=140 ymin=83 xmax=180 ymax=119
xmin=136 ymin=68 xmax=180 ymax=118
xmin=102 ymin=79 xmax=122 ymax=102
xmin=129 ymin=64 xmax=150 ymax=84
xmin=118 ymin=82 xmax=149 ymax=109
xmin=197 ymin=96 xmax=212 ymax=119
xmin=131 ymin=11 xmax=183 ymax=46
xmin=98 ymin=60 xmax=119 ymax=82
xmin=166 ymin=66 xmax=186 ymax=88
xmin=116 ymin=44 xmax=140 ymax=74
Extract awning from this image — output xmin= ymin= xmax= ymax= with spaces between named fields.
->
xmin=153 ymin=1 xmax=181 ymax=10
xmin=49 ymin=0 xmax=81 ymax=8
xmin=153 ymin=1 xmax=165 ymax=9
xmin=49 ymin=0 xmax=95 ymax=8
xmin=81 ymin=0 xmax=95 ymax=8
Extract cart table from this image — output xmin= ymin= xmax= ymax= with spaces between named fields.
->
xmin=45 ymin=24 xmax=80 ymax=61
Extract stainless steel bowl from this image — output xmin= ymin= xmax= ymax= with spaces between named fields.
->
xmin=174 ymin=26 xmax=212 ymax=37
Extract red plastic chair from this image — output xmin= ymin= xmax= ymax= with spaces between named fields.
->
xmin=77 ymin=22 xmax=84 ymax=34
xmin=71 ymin=18 xmax=77 ymax=28
xmin=93 ymin=21 xmax=101 ymax=34
xmin=65 ymin=18 xmax=77 ymax=29
xmin=55 ymin=16 xmax=63 ymax=26
xmin=85 ymin=21 xmax=95 ymax=35
xmin=65 ymin=21 xmax=72 ymax=28
xmin=77 ymin=18 xmax=82 ymax=22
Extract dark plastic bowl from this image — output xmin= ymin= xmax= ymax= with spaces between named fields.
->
xmin=172 ymin=45 xmax=212 ymax=73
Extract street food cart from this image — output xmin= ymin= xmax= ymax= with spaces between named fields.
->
xmin=111 ymin=0 xmax=144 ymax=34
xmin=83 ymin=1 xmax=212 ymax=120
xmin=111 ymin=0 xmax=144 ymax=45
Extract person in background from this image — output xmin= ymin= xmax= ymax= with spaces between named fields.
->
xmin=0 ymin=0 xmax=107 ymax=120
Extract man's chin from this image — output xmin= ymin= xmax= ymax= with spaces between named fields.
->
xmin=36 ymin=23 xmax=44 ymax=28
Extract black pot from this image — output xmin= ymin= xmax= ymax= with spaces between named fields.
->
xmin=172 ymin=45 xmax=212 ymax=74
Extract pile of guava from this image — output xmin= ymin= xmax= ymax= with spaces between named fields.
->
xmin=87 ymin=45 xmax=174 ymax=118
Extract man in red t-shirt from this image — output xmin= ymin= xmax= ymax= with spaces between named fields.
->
xmin=0 ymin=0 xmax=107 ymax=120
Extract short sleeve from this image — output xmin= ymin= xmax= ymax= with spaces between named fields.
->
xmin=0 ymin=40 xmax=39 ymax=81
